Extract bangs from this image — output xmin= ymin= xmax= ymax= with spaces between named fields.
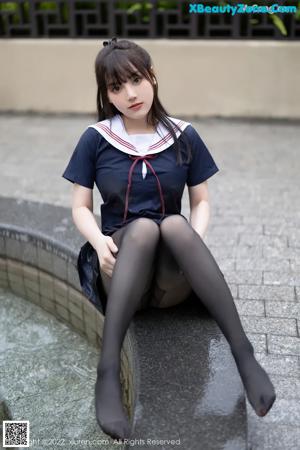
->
xmin=104 ymin=51 xmax=149 ymax=88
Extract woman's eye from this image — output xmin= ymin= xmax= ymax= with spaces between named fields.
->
xmin=112 ymin=85 xmax=120 ymax=92
xmin=133 ymin=76 xmax=141 ymax=84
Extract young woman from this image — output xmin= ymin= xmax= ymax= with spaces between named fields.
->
xmin=62 ymin=38 xmax=276 ymax=441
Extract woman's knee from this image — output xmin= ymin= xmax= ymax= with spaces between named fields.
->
xmin=160 ymin=214 xmax=204 ymax=251
xmin=123 ymin=218 xmax=160 ymax=248
xmin=161 ymin=214 xmax=187 ymax=227
xmin=160 ymin=214 xmax=191 ymax=237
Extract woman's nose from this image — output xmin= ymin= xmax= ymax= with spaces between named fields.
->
xmin=125 ymin=83 xmax=137 ymax=99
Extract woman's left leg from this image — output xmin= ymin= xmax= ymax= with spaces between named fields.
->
xmin=159 ymin=214 xmax=276 ymax=417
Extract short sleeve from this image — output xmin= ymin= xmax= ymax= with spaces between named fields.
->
xmin=62 ymin=127 xmax=99 ymax=189
xmin=185 ymin=125 xmax=219 ymax=187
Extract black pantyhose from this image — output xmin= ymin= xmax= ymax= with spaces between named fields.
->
xmin=159 ymin=215 xmax=276 ymax=417
xmin=95 ymin=215 xmax=276 ymax=440
xmin=95 ymin=218 xmax=160 ymax=440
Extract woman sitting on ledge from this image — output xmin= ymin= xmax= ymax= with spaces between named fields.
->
xmin=62 ymin=38 xmax=276 ymax=441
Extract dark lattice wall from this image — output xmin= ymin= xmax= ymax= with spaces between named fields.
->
xmin=0 ymin=0 xmax=299 ymax=39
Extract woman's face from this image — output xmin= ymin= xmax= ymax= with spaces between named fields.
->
xmin=106 ymin=66 xmax=154 ymax=120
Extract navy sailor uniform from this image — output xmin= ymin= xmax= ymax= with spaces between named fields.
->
xmin=62 ymin=114 xmax=219 ymax=314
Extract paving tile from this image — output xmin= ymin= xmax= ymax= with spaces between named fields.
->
xmin=267 ymin=334 xmax=300 ymax=357
xmin=234 ymin=299 xmax=265 ymax=317
xmin=265 ymin=301 xmax=300 ymax=320
xmin=236 ymin=259 xmax=290 ymax=271
xmin=263 ymin=246 xmax=300 ymax=259
xmin=241 ymin=316 xmax=297 ymax=336
xmin=268 ymin=374 xmax=300 ymax=399
xmin=263 ymin=270 xmax=300 ymax=286
xmin=255 ymin=353 xmax=299 ymax=377
xmin=264 ymin=224 xmax=298 ymax=237
xmin=211 ymin=224 xmax=263 ymax=235
xmin=205 ymin=235 xmax=238 ymax=247
xmin=239 ymin=234 xmax=287 ymax=248
xmin=248 ymin=421 xmax=300 ymax=450
xmin=238 ymin=285 xmax=295 ymax=301
xmin=247 ymin=398 xmax=300 ymax=426
xmin=223 ymin=270 xmax=263 ymax=285
xmin=210 ymin=245 xmax=262 ymax=259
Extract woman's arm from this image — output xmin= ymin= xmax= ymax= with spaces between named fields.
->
xmin=188 ymin=181 xmax=210 ymax=239
xmin=71 ymin=183 xmax=106 ymax=252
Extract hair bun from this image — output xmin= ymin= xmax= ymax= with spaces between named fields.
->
xmin=102 ymin=37 xmax=118 ymax=47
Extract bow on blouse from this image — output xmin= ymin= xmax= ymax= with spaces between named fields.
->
xmin=123 ymin=154 xmax=166 ymax=223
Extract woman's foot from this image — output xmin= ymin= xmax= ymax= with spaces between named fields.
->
xmin=95 ymin=365 xmax=131 ymax=440
xmin=232 ymin=346 xmax=276 ymax=417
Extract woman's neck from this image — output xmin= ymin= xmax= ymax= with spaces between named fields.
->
xmin=121 ymin=114 xmax=156 ymax=135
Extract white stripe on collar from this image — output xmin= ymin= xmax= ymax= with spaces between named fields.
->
xmin=88 ymin=113 xmax=191 ymax=156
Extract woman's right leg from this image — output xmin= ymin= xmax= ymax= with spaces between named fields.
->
xmin=95 ymin=218 xmax=160 ymax=440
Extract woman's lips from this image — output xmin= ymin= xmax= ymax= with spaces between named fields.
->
xmin=129 ymin=102 xmax=143 ymax=110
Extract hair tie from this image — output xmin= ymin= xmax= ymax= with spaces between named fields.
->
xmin=103 ymin=37 xmax=118 ymax=47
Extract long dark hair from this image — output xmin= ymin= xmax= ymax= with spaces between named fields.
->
xmin=94 ymin=38 xmax=192 ymax=165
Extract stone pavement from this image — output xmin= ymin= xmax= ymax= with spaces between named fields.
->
xmin=0 ymin=113 xmax=300 ymax=449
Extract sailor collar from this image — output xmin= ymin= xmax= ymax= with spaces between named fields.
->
xmin=88 ymin=113 xmax=191 ymax=156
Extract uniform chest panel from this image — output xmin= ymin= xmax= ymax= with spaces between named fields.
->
xmin=95 ymin=146 xmax=188 ymax=202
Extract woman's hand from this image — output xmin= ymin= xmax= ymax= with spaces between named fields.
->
xmin=96 ymin=236 xmax=119 ymax=278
